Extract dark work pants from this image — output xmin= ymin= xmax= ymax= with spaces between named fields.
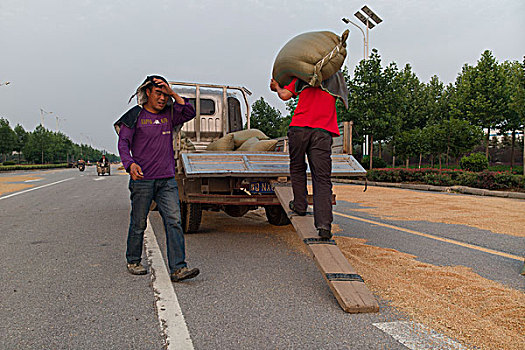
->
xmin=287 ymin=127 xmax=333 ymax=231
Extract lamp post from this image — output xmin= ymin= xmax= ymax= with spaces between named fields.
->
xmin=342 ymin=18 xmax=366 ymax=61
xmin=40 ymin=108 xmax=53 ymax=127
xmin=55 ymin=116 xmax=66 ymax=131
xmin=38 ymin=109 xmax=53 ymax=164
xmin=343 ymin=5 xmax=383 ymax=160
xmin=0 ymin=81 xmax=11 ymax=86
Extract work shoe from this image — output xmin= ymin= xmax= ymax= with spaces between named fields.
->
xmin=171 ymin=266 xmax=200 ymax=282
xmin=289 ymin=200 xmax=306 ymax=216
xmin=318 ymin=228 xmax=332 ymax=240
xmin=127 ymin=262 xmax=147 ymax=275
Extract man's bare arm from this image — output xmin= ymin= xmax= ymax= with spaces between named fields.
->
xmin=270 ymin=79 xmax=293 ymax=101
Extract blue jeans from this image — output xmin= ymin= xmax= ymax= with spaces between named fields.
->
xmin=126 ymin=177 xmax=186 ymax=273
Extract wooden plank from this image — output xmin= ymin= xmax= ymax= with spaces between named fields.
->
xmin=274 ymin=184 xmax=379 ymax=313
xmin=310 ymin=244 xmax=379 ymax=313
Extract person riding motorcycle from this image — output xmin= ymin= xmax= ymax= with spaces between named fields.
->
xmin=77 ymin=159 xmax=86 ymax=171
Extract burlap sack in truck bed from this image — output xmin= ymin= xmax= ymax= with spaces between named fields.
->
xmin=272 ymin=30 xmax=349 ymax=87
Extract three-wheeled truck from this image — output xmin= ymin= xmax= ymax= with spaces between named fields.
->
xmin=97 ymin=163 xmax=111 ymax=176
xmin=169 ymin=81 xmax=366 ymax=233
xmin=163 ymin=81 xmax=379 ymax=314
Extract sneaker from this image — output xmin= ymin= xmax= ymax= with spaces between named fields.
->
xmin=289 ymin=200 xmax=306 ymax=216
xmin=170 ymin=266 xmax=200 ymax=282
xmin=318 ymin=228 xmax=332 ymax=239
xmin=127 ymin=262 xmax=147 ymax=275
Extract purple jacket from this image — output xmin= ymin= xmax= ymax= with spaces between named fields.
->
xmin=117 ymin=101 xmax=195 ymax=179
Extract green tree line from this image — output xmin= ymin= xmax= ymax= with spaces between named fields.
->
xmin=0 ymin=120 xmax=119 ymax=164
xmin=251 ymin=50 xmax=524 ymax=171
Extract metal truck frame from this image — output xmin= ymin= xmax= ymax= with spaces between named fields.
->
xmin=169 ymin=81 xmax=365 ymax=233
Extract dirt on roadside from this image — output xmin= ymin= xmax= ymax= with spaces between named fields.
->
xmin=333 ymin=185 xmax=525 ymax=238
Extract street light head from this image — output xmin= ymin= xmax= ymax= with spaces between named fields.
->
xmin=361 ymin=5 xmax=383 ymax=24
xmin=342 ymin=18 xmax=350 ymax=24
xmin=354 ymin=11 xmax=368 ymax=25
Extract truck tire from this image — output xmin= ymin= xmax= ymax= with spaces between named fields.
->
xmin=264 ymin=205 xmax=291 ymax=226
xmin=182 ymin=202 xmax=202 ymax=233
xmin=223 ymin=205 xmax=250 ymax=217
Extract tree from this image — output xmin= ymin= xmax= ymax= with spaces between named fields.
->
xmin=452 ymin=50 xmax=507 ymax=159
xmin=0 ymin=118 xmax=16 ymax=162
xmin=500 ymin=59 xmax=525 ymax=169
xmin=389 ymin=64 xmax=426 ymax=167
xmin=23 ymin=125 xmax=52 ymax=164
xmin=422 ymin=123 xmax=448 ymax=169
xmin=13 ymin=124 xmax=27 ymax=163
xmin=445 ymin=118 xmax=484 ymax=162
xmin=250 ymin=97 xmax=286 ymax=139
xmin=394 ymin=129 xmax=427 ymax=168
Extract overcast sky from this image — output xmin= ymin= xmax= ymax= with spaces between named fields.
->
xmin=1 ymin=0 xmax=523 ymax=154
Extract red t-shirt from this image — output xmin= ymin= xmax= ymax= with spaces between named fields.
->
xmin=284 ymin=78 xmax=339 ymax=136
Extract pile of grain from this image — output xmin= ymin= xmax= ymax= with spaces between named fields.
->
xmin=336 ymin=236 xmax=524 ymax=350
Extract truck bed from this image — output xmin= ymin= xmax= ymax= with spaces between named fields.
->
xmin=180 ymin=152 xmax=366 ymax=177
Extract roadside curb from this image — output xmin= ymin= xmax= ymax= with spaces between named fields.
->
xmin=332 ymin=179 xmax=525 ymax=200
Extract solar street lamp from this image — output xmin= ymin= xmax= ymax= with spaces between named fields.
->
xmin=0 ymin=81 xmax=10 ymax=86
xmin=343 ymin=5 xmax=383 ymax=157
xmin=353 ymin=5 xmax=383 ymax=58
xmin=40 ymin=108 xmax=53 ymax=127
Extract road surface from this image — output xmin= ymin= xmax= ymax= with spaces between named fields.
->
xmin=1 ymin=166 xmax=522 ymax=349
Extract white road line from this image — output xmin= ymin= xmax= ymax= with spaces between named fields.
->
xmin=24 ymin=179 xmax=42 ymax=183
xmin=0 ymin=178 xmax=74 ymax=201
xmin=373 ymin=321 xmax=468 ymax=350
xmin=144 ymin=217 xmax=194 ymax=350
xmin=94 ymin=177 xmax=105 ymax=181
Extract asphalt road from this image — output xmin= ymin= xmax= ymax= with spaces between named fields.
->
xmin=1 ymin=166 xmax=522 ymax=349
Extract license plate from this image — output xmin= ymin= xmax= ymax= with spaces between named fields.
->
xmin=249 ymin=181 xmax=274 ymax=194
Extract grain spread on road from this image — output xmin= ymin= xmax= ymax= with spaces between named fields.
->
xmin=336 ymin=236 xmax=524 ymax=350
xmin=0 ymin=176 xmax=41 ymax=196
xmin=200 ymin=202 xmax=524 ymax=350
xmin=332 ymin=184 xmax=525 ymax=238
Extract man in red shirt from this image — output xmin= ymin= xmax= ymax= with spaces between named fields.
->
xmin=270 ymin=72 xmax=347 ymax=239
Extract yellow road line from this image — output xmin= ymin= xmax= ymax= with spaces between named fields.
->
xmin=333 ymin=211 xmax=523 ymax=262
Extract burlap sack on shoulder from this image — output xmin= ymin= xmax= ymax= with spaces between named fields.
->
xmin=272 ymin=30 xmax=349 ymax=87
xmin=231 ymin=129 xmax=269 ymax=148
xmin=206 ymin=133 xmax=235 ymax=151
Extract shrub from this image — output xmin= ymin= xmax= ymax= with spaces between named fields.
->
xmin=460 ymin=153 xmax=488 ymax=172
xmin=456 ymin=172 xmax=478 ymax=187
xmin=363 ymin=168 xmax=524 ymax=192
xmin=0 ymin=163 xmax=68 ymax=171
xmin=361 ymin=156 xmax=387 ymax=170
xmin=423 ymin=173 xmax=454 ymax=186
xmin=2 ymin=161 xmax=16 ymax=166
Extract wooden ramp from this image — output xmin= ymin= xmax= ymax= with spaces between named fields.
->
xmin=274 ymin=184 xmax=379 ymax=313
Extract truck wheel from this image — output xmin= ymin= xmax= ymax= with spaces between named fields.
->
xmin=182 ymin=202 xmax=202 ymax=233
xmin=223 ymin=205 xmax=250 ymax=217
xmin=264 ymin=205 xmax=291 ymax=226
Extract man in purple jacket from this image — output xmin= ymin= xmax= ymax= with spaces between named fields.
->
xmin=114 ymin=75 xmax=199 ymax=282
